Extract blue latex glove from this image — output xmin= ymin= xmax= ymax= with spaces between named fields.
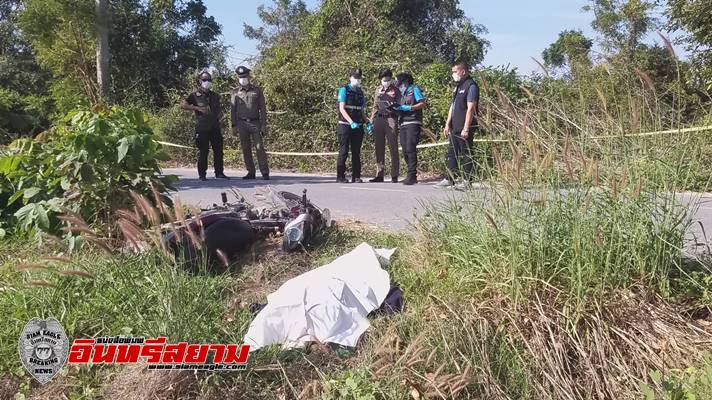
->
xmin=349 ymin=121 xmax=360 ymax=129
xmin=397 ymin=104 xmax=412 ymax=112
xmin=365 ymin=122 xmax=373 ymax=134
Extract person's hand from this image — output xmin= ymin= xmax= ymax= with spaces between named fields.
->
xmin=397 ymin=104 xmax=412 ymax=112
xmin=365 ymin=122 xmax=373 ymax=134
xmin=461 ymin=129 xmax=469 ymax=139
xmin=443 ymin=125 xmax=450 ymax=137
xmin=350 ymin=121 xmax=360 ymax=129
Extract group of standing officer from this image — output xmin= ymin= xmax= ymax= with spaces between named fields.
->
xmin=335 ymin=61 xmax=479 ymax=187
xmin=181 ymin=60 xmax=479 ymax=188
xmin=181 ymin=66 xmax=270 ymax=181
xmin=336 ymin=68 xmax=427 ymax=185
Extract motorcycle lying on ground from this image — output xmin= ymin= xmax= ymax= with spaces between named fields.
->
xmin=161 ymin=188 xmax=332 ymax=269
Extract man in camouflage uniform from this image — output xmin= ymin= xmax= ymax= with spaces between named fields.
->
xmin=181 ymin=71 xmax=229 ymax=181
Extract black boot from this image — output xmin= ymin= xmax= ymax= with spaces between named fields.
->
xmin=216 ymin=173 xmax=230 ymax=180
xmin=242 ymin=173 xmax=256 ymax=180
xmin=391 ymin=176 xmax=398 ymax=183
xmin=336 ymin=176 xmax=350 ymax=183
xmin=402 ymin=176 xmax=417 ymax=185
xmin=369 ymin=176 xmax=384 ymax=183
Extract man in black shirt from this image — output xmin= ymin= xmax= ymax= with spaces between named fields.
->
xmin=437 ymin=61 xmax=480 ymax=189
xmin=181 ymin=71 xmax=230 ymax=181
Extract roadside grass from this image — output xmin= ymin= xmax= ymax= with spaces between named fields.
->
xmin=1 ymin=188 xmax=712 ymax=399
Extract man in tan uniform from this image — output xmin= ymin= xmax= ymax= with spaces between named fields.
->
xmin=369 ymin=68 xmax=401 ymax=183
xmin=231 ymin=65 xmax=270 ymax=180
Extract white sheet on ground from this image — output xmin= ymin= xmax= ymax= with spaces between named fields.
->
xmin=243 ymin=242 xmax=397 ymax=351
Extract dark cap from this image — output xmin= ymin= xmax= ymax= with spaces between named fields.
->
xmin=236 ymin=66 xmax=251 ymax=77
xmin=378 ymin=68 xmax=393 ymax=79
xmin=349 ymin=68 xmax=362 ymax=79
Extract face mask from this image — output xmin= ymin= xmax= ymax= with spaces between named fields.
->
xmin=201 ymin=80 xmax=212 ymax=90
xmin=350 ymin=78 xmax=361 ymax=87
xmin=381 ymin=80 xmax=392 ymax=88
xmin=399 ymin=84 xmax=408 ymax=94
xmin=239 ymin=77 xmax=250 ymax=86
xmin=452 ymin=73 xmax=462 ymax=82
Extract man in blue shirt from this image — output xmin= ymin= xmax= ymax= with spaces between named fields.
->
xmin=394 ymin=73 xmax=427 ymax=185
xmin=336 ymin=68 xmax=372 ymax=183
xmin=437 ymin=61 xmax=480 ymax=189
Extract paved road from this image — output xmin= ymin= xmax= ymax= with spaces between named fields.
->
xmin=166 ymin=168 xmax=712 ymax=249
xmin=165 ymin=168 xmax=460 ymax=231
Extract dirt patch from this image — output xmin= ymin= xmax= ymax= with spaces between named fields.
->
xmin=101 ymin=363 xmax=200 ymax=400
xmin=0 ymin=376 xmax=20 ymax=400
xmin=27 ymin=374 xmax=76 ymax=400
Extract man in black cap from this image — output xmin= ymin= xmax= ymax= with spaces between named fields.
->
xmin=336 ymin=68 xmax=372 ymax=183
xmin=180 ymin=71 xmax=229 ymax=181
xmin=231 ymin=65 xmax=270 ymax=180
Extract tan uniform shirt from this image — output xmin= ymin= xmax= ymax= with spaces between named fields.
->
xmin=371 ymin=84 xmax=401 ymax=119
xmin=230 ymin=84 xmax=267 ymax=129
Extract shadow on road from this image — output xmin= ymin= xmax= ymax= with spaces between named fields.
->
xmin=170 ymin=175 xmax=339 ymax=190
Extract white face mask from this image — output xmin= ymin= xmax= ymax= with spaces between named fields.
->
xmin=239 ymin=77 xmax=250 ymax=86
xmin=350 ymin=77 xmax=361 ymax=87
xmin=200 ymin=80 xmax=212 ymax=90
xmin=381 ymin=79 xmax=392 ymax=88
xmin=399 ymin=84 xmax=408 ymax=94
xmin=452 ymin=72 xmax=462 ymax=82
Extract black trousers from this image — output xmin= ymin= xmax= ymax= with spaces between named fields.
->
xmin=195 ymin=128 xmax=224 ymax=178
xmin=446 ymin=130 xmax=475 ymax=181
xmin=336 ymin=124 xmax=364 ymax=179
xmin=399 ymin=123 xmax=421 ymax=178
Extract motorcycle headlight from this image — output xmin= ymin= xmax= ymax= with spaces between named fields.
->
xmin=283 ymin=214 xmax=308 ymax=251
xmin=285 ymin=223 xmax=304 ymax=242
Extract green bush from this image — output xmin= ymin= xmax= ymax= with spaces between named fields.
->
xmin=0 ymin=88 xmax=52 ymax=143
xmin=0 ymin=106 xmax=175 ymax=239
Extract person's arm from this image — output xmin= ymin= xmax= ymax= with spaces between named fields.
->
xmin=180 ymin=94 xmax=206 ymax=114
xmin=258 ymin=87 xmax=268 ymax=134
xmin=337 ymin=87 xmax=354 ymax=124
xmin=215 ymin=93 xmax=223 ymax=121
xmin=369 ymin=88 xmax=378 ymax=121
xmin=462 ymin=102 xmax=476 ymax=139
xmin=462 ymin=83 xmax=480 ymax=139
xmin=410 ymin=86 xmax=427 ymax=111
xmin=444 ymin=104 xmax=453 ymax=137
xmin=230 ymin=91 xmax=238 ymax=131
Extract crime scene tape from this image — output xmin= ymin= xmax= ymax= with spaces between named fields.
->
xmin=153 ymin=125 xmax=712 ymax=156
xmin=589 ymin=125 xmax=712 ymax=139
xmin=264 ymin=138 xmax=511 ymax=156
xmin=154 ymin=140 xmax=193 ymax=149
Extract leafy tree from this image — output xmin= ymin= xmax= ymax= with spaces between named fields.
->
xmin=19 ymin=0 xmax=224 ymax=108
xmin=542 ymin=30 xmax=594 ymax=72
xmin=245 ymin=0 xmax=489 ymax=150
xmin=584 ymin=0 xmax=658 ymax=62
xmin=0 ymin=0 xmax=52 ymax=140
xmin=244 ymin=0 xmax=309 ymax=51
xmin=108 ymin=0 xmax=224 ymax=106
xmin=667 ymin=0 xmax=712 ymax=88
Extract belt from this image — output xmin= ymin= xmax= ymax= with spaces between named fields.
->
xmin=239 ymin=117 xmax=260 ymax=122
xmin=344 ymin=105 xmax=364 ymax=110
xmin=375 ymin=113 xmax=394 ymax=118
